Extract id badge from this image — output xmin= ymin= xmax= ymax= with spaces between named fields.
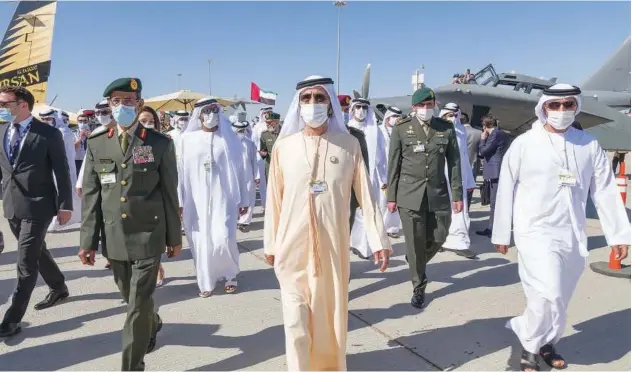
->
xmin=559 ymin=170 xmax=577 ymax=186
xmin=413 ymin=144 xmax=425 ymax=153
xmin=310 ymin=180 xmax=328 ymax=194
xmin=100 ymin=173 xmax=116 ymax=184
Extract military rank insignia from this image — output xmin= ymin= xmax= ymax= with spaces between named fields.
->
xmin=107 ymin=128 xmax=115 ymax=138
xmin=130 ymin=79 xmax=138 ymax=91
xmin=140 ymin=128 xmax=147 ymax=140
xmin=133 ymin=146 xmax=155 ymax=164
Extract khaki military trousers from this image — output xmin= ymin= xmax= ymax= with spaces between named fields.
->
xmin=109 ymin=257 xmax=161 ymax=371
xmin=399 ymin=194 xmax=451 ymax=291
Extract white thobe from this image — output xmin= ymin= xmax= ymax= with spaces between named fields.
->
xmin=76 ymin=126 xmax=108 ymax=190
xmin=252 ymin=122 xmax=268 ymax=207
xmin=379 ymin=125 xmax=402 ymax=234
xmin=48 ymin=126 xmax=81 ymax=231
xmin=442 ymin=122 xmax=477 ymax=251
xmin=237 ymin=135 xmax=259 ymax=225
xmin=491 ymin=125 xmax=631 ymax=354
xmin=178 ymin=131 xmax=248 ymax=292
xmin=350 ymin=121 xmax=388 ymax=257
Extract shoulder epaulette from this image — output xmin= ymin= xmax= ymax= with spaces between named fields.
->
xmin=396 ymin=116 xmax=413 ymax=126
xmin=433 ymin=116 xmax=453 ymax=127
xmin=88 ymin=126 xmax=109 ymax=139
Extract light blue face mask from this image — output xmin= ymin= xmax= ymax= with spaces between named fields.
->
xmin=343 ymin=112 xmax=350 ymax=124
xmin=112 ymin=105 xmax=136 ymax=127
xmin=0 ymin=108 xmax=16 ymax=123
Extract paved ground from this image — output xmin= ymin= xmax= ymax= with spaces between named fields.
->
xmin=0 ymin=190 xmax=629 ymax=371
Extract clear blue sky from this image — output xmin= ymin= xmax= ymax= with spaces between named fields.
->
xmin=1 ymin=0 xmax=630 ymax=116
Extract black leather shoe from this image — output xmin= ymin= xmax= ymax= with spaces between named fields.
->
xmin=411 ymin=288 xmax=425 ymax=309
xmin=0 ymin=323 xmax=21 ymax=338
xmin=147 ymin=314 xmax=162 ymax=353
xmin=476 ymin=229 xmax=492 ymax=237
xmin=34 ymin=289 xmax=69 ymax=310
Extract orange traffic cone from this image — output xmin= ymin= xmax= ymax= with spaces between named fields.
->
xmin=590 ymin=153 xmax=630 ymax=279
xmin=608 ymin=248 xmax=622 ymax=270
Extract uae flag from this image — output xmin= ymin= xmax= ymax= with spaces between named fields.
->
xmin=250 ymin=82 xmax=277 ymax=106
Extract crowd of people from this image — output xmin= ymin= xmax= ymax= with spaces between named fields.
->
xmin=0 ymin=75 xmax=629 ymax=372
xmin=451 ymin=69 xmax=476 ymax=84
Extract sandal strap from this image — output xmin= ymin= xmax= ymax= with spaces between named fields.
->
xmin=521 ymin=349 xmax=539 ymax=364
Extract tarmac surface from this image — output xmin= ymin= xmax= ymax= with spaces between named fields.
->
xmin=0 ymin=190 xmax=630 ymax=371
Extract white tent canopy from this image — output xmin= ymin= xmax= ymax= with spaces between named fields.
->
xmin=143 ymin=90 xmax=244 ymax=112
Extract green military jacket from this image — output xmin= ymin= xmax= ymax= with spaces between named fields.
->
xmin=387 ymin=115 xmax=462 ymax=212
xmin=80 ymin=124 xmax=182 ymax=261
xmin=259 ymin=130 xmax=279 ymax=179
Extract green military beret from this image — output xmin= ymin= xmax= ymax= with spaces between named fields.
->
xmin=103 ymin=77 xmax=142 ymax=97
xmin=411 ymin=87 xmax=435 ymax=106
xmin=270 ymin=112 xmax=281 ymax=120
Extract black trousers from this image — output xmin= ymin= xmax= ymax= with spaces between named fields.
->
xmin=75 ymin=160 xmax=83 ymax=178
xmin=466 ymin=189 xmax=474 ymax=210
xmin=2 ymin=217 xmax=66 ymax=325
xmin=488 ymin=179 xmax=499 ymax=231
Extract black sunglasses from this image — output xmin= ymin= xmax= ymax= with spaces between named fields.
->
xmin=547 ymin=101 xmax=577 ymax=110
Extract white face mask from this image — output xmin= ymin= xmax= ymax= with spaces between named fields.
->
xmin=203 ymin=113 xmax=219 ymax=129
xmin=445 ymin=116 xmax=456 ymax=124
xmin=97 ymin=115 xmax=112 ymax=126
xmin=300 ymin=103 xmax=329 ymax=128
xmin=388 ymin=117 xmax=399 ymax=126
xmin=354 ymin=108 xmax=367 ymax=121
xmin=547 ymin=110 xmax=576 ymax=130
xmin=142 ymin=123 xmax=155 ymax=129
xmin=415 ymin=108 xmax=434 ymax=122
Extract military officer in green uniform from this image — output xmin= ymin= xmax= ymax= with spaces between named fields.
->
xmin=258 ymin=111 xmax=281 ymax=182
xmin=386 ymin=87 xmax=463 ymax=309
xmin=78 ymin=78 xmax=182 ymax=371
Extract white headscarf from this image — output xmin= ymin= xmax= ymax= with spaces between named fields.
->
xmin=171 ymin=110 xmax=189 ymax=131
xmin=278 ymin=75 xmax=347 ymax=140
xmin=346 ymin=98 xmax=382 ymax=181
xmin=181 ymin=97 xmax=246 ymax=206
xmin=383 ymin=106 xmax=402 ymax=126
xmin=439 ymin=102 xmax=462 ymax=125
xmin=534 ymin=83 xmax=582 ymax=129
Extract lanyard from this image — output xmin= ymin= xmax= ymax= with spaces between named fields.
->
xmin=302 ymin=133 xmax=329 ymax=181
xmin=546 ymin=132 xmax=570 ymax=170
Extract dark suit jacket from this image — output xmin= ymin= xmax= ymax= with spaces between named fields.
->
xmin=0 ymin=118 xmax=73 ymax=220
xmin=478 ymin=128 xmax=507 ymax=180
xmin=347 ymin=126 xmax=369 ymax=211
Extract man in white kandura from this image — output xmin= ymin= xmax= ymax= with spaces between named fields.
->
xmin=178 ymin=97 xmax=250 ymax=297
xmin=264 ymin=75 xmax=391 ymax=371
xmin=232 ymin=119 xmax=259 ymax=232
xmin=491 ymin=84 xmax=630 ymax=372
xmin=347 ymin=98 xmax=388 ymax=259
xmin=439 ymin=103 xmax=478 ymax=259
xmin=252 ymin=106 xmax=274 ymax=212
xmin=39 ymin=109 xmax=82 ymax=232
xmin=380 ymin=106 xmax=403 ymax=238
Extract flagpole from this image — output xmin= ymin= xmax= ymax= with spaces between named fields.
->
xmin=334 ymin=1 xmax=346 ymax=95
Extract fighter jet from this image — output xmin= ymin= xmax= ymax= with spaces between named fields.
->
xmin=368 ymin=37 xmax=631 ymax=151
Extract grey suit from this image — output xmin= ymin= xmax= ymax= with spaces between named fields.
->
xmin=463 ymin=124 xmax=481 ymax=207
xmin=0 ymin=118 xmax=72 ymax=325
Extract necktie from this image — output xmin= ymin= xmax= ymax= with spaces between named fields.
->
xmin=9 ymin=123 xmax=21 ymax=165
xmin=422 ymin=123 xmax=430 ymax=136
xmin=120 ymin=132 xmax=129 ymax=154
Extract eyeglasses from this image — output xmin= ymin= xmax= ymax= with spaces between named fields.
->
xmin=0 ymin=100 xmax=18 ymax=108
xmin=109 ymin=97 xmax=138 ymax=106
xmin=200 ymin=106 xmax=220 ymax=115
xmin=95 ymin=110 xmax=111 ymax=116
xmin=546 ymin=101 xmax=577 ymax=110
